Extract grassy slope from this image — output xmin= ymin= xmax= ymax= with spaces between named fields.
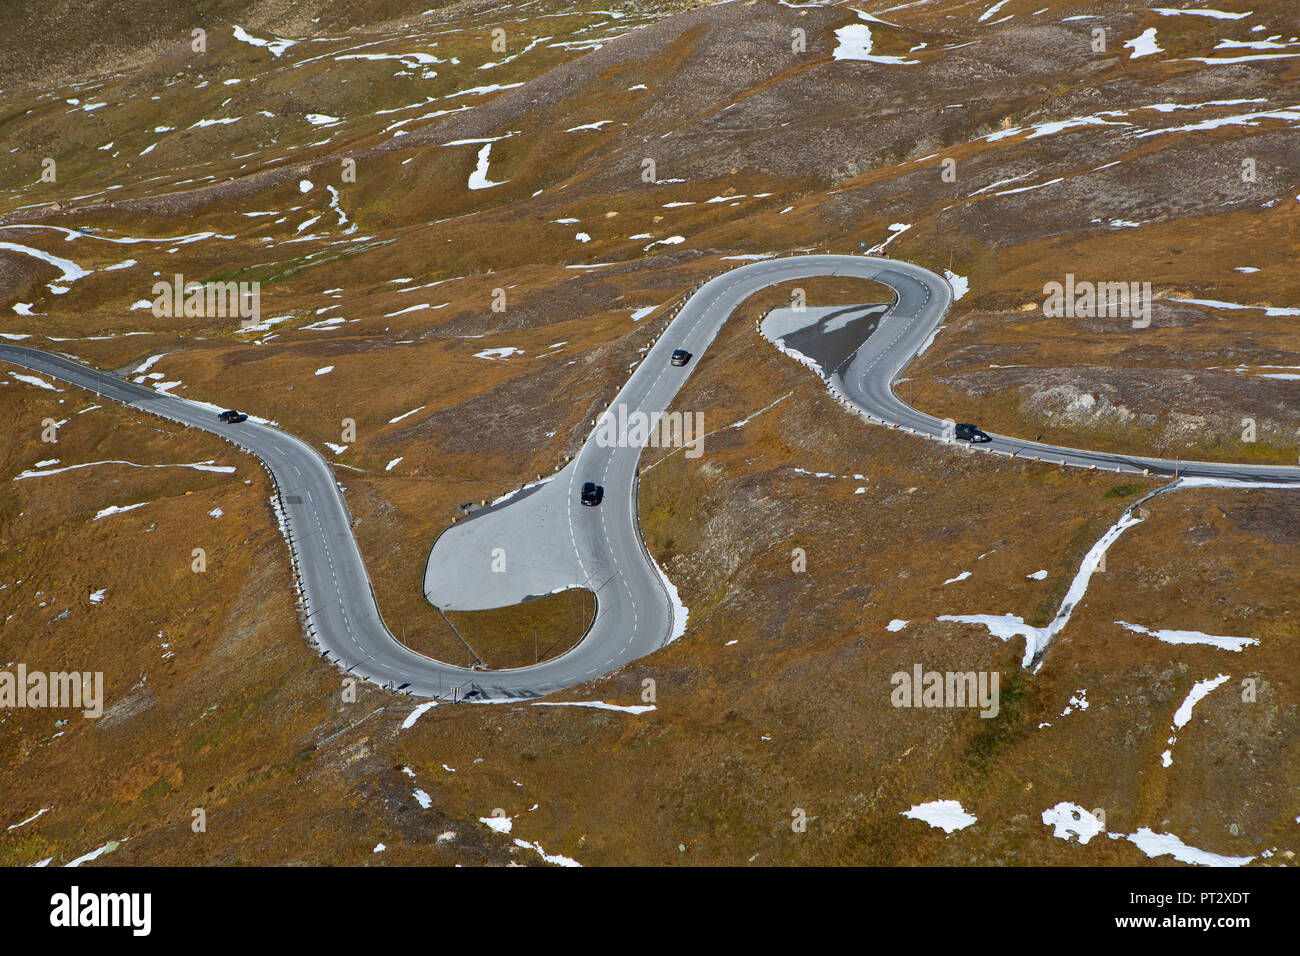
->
xmin=0 ymin=0 xmax=1297 ymax=865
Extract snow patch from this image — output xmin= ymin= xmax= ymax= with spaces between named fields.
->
xmin=7 ymin=807 xmax=52 ymax=831
xmin=1125 ymin=828 xmax=1252 ymax=867
xmin=401 ymin=700 xmax=438 ymax=729
xmin=1042 ymin=803 xmax=1105 ymax=844
xmin=92 ymin=503 xmax=148 ymax=520
xmin=1117 ymin=620 xmax=1257 ymax=652
xmin=901 ymin=800 xmax=976 ymax=833
xmin=389 ymin=406 xmax=425 ymax=424
xmin=232 ymin=25 xmax=297 ymax=57
xmin=1124 ymin=27 xmax=1163 ymax=58
xmin=939 ymin=509 xmax=1146 ymax=667
xmin=467 ymin=142 xmax=507 ymax=190
xmin=513 ymin=838 xmax=581 ymax=867
xmin=473 ymin=347 xmax=523 ymax=360
xmin=532 ymin=701 xmax=656 ymax=714
xmin=944 ymin=269 xmax=969 ymax=301
xmin=9 ymin=372 xmax=60 ymax=391
xmin=832 ymin=18 xmax=919 ymax=64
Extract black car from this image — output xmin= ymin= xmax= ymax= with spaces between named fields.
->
xmin=954 ymin=422 xmax=991 ymax=443
xmin=580 ymin=481 xmax=604 ymax=506
xmin=670 ymin=349 xmax=692 ymax=367
xmin=218 ymin=409 xmax=248 ymax=424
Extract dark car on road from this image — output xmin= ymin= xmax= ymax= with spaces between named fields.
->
xmin=670 ymin=349 xmax=692 ymax=367
xmin=580 ymin=481 xmax=604 ymax=506
xmin=218 ymin=409 xmax=248 ymax=424
xmin=954 ymin=422 xmax=991 ymax=443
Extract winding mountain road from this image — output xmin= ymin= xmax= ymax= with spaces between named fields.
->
xmin=4 ymin=254 xmax=1298 ymax=700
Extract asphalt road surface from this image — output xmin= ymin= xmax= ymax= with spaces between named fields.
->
xmin=5 ymin=255 xmax=1297 ymax=700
